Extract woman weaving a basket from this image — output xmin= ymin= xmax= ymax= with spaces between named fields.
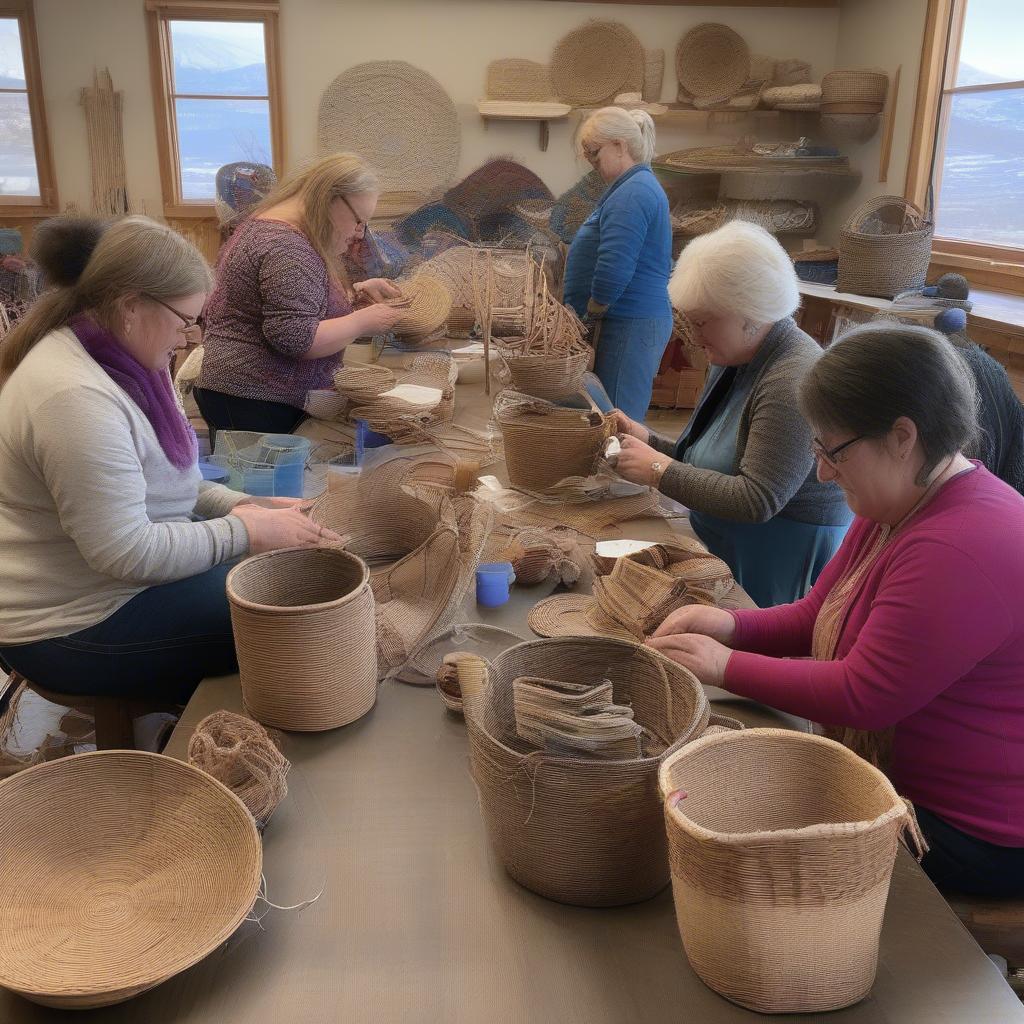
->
xmin=649 ymin=323 xmax=1024 ymax=897
xmin=196 ymin=153 xmax=404 ymax=441
xmin=614 ymin=222 xmax=852 ymax=606
xmin=562 ymin=107 xmax=673 ymax=421
xmin=0 ymin=217 xmax=342 ymax=702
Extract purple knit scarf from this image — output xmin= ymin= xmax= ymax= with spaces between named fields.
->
xmin=71 ymin=314 xmax=198 ymax=471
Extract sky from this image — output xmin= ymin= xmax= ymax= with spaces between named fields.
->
xmin=958 ymin=0 xmax=1024 ymax=83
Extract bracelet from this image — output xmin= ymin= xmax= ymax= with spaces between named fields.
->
xmin=650 ymin=459 xmax=668 ymax=486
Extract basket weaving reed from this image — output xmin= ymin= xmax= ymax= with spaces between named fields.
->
xmin=550 ymin=20 xmax=644 ymax=106
xmin=642 ymin=48 xmax=665 ymax=103
xmin=0 ymin=750 xmax=261 ymax=1009
xmin=486 ymin=58 xmax=553 ymax=101
xmin=659 ymin=729 xmax=922 ymax=1014
xmin=837 ymin=195 xmax=933 ymax=299
xmin=227 ymin=547 xmax=377 ymax=731
xmin=822 ymin=68 xmax=888 ymax=108
xmin=464 ymin=637 xmax=710 ymax=906
xmin=495 ymin=390 xmax=613 ymax=493
xmin=675 ymin=23 xmax=750 ymax=102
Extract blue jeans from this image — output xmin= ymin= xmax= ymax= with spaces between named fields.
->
xmin=594 ymin=315 xmax=673 ymax=422
xmin=0 ymin=563 xmax=238 ymax=704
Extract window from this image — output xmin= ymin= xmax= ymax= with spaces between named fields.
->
xmin=907 ymin=0 xmax=1024 ymax=291
xmin=146 ymin=1 xmax=282 ymax=216
xmin=0 ymin=0 xmax=56 ymax=212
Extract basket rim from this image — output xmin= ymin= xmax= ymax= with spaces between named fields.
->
xmin=0 ymin=749 xmax=261 ymax=1000
xmin=468 ymin=636 xmax=710 ymax=767
xmin=227 ymin=545 xmax=371 ymax=614
xmin=658 ymin=727 xmax=907 ymax=843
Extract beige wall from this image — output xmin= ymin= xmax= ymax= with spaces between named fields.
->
xmin=24 ymin=0 xmax=929 ymax=244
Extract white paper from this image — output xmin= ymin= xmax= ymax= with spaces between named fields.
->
xmin=477 ymin=475 xmax=503 ymax=491
xmin=379 ymin=384 xmax=443 ymax=406
xmin=595 ymin=539 xmax=657 ymax=558
xmin=453 ymin=342 xmax=486 ymax=356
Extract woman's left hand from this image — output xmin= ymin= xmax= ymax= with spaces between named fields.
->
xmin=645 ymin=632 xmax=732 ymax=687
xmin=355 ymin=278 xmax=402 ymax=303
xmin=615 ymin=434 xmax=665 ymax=487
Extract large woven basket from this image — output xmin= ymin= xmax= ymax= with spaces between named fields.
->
xmin=227 ymin=547 xmax=377 ymax=731
xmin=495 ymin=391 xmax=613 ymax=492
xmin=837 ymin=194 xmax=933 ymax=299
xmin=502 ymin=347 xmax=590 ymax=401
xmin=0 ymin=751 xmax=261 ymax=1009
xmin=660 ymin=729 xmax=919 ymax=1014
xmin=465 ymin=637 xmax=710 ymax=906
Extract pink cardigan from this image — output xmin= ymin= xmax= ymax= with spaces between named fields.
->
xmin=726 ymin=464 xmax=1024 ymax=846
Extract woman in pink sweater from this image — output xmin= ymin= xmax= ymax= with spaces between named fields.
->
xmin=649 ymin=322 xmax=1024 ymax=896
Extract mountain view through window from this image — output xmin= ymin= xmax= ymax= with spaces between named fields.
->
xmin=0 ymin=17 xmax=39 ymax=197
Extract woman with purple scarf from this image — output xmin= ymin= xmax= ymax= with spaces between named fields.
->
xmin=0 ymin=217 xmax=342 ymax=703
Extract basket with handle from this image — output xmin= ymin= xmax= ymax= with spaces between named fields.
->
xmin=659 ymin=728 xmax=925 ymax=1014
xmin=837 ymin=194 xmax=933 ymax=299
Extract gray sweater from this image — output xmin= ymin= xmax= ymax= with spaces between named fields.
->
xmin=0 ymin=328 xmax=250 ymax=645
xmin=649 ymin=318 xmax=850 ymax=526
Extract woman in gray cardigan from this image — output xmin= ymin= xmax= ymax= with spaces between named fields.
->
xmin=615 ymin=222 xmax=851 ymax=606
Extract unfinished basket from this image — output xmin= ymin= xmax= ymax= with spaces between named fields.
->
xmin=675 ymin=23 xmax=750 ymax=103
xmin=227 ymin=547 xmax=377 ymax=731
xmin=0 ymin=750 xmax=260 ymax=1009
xmin=447 ymin=305 xmax=476 ymax=338
xmin=837 ymin=194 xmax=933 ymax=299
xmin=465 ymin=637 xmax=710 ymax=906
xmin=397 ymin=622 xmax=526 ymax=687
xmin=822 ymin=68 xmax=888 ymax=108
xmin=550 ymin=20 xmax=644 ymax=106
xmin=642 ymin=48 xmax=665 ymax=103
xmin=485 ymin=58 xmax=553 ymax=101
xmin=660 ymin=729 xmax=922 ymax=1013
xmin=391 ymin=275 xmax=453 ymax=343
xmin=495 ymin=390 xmax=613 ymax=493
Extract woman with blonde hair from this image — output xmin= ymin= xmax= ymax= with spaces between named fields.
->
xmin=613 ymin=222 xmax=851 ymax=606
xmin=196 ymin=152 xmax=404 ymax=440
xmin=0 ymin=216 xmax=342 ymax=703
xmin=562 ymin=106 xmax=673 ymax=419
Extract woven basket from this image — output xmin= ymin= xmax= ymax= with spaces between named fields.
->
xmin=486 ymin=59 xmax=553 ymax=101
xmin=465 ymin=637 xmax=710 ymax=906
xmin=822 ymin=68 xmax=888 ymax=107
xmin=761 ymin=83 xmax=821 ymax=109
xmin=392 ymin=275 xmax=453 ymax=343
xmin=772 ymin=58 xmax=811 ymax=86
xmin=0 ymin=750 xmax=260 ymax=1009
xmin=642 ymin=48 xmax=665 ymax=103
xmin=304 ymin=388 xmax=347 ymax=421
xmin=447 ymin=305 xmax=476 ymax=338
xmin=672 ymin=199 xmax=816 ymax=237
xmin=837 ymin=194 xmax=933 ymax=299
xmin=675 ymin=23 xmax=750 ymax=103
xmin=334 ymin=363 xmax=395 ymax=403
xmin=821 ymin=100 xmax=885 ymax=114
xmin=495 ymin=391 xmax=613 ymax=493
xmin=502 ymin=347 xmax=590 ymax=401
xmin=227 ymin=547 xmax=378 ymax=731
xmin=820 ymin=112 xmax=881 ymax=144
xmin=660 ymin=729 xmax=919 ymax=1013
xmin=550 ymin=20 xmax=644 ymax=106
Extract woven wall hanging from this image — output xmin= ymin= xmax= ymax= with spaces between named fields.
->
xmin=675 ymin=23 xmax=750 ymax=104
xmin=486 ymin=59 xmax=554 ymax=102
xmin=550 ymin=20 xmax=644 ymax=106
xmin=80 ymin=68 xmax=129 ymax=216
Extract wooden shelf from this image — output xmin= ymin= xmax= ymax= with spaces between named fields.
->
xmin=477 ymin=100 xmax=571 ymax=151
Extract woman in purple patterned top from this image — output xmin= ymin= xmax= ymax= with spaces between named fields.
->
xmin=196 ymin=153 xmax=403 ymax=440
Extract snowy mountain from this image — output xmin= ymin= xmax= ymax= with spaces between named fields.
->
xmin=172 ymin=31 xmax=263 ymax=72
xmin=0 ymin=21 xmax=25 ymax=85
xmin=955 ymin=62 xmax=1007 ymax=88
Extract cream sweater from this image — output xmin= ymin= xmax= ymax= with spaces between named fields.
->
xmin=0 ymin=327 xmax=250 ymax=645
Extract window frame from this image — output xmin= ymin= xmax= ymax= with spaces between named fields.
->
xmin=0 ymin=0 xmax=58 ymax=214
xmin=145 ymin=0 xmax=283 ymax=219
xmin=905 ymin=0 xmax=1024 ymax=294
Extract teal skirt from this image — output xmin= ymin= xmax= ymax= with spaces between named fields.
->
xmin=689 ymin=510 xmax=849 ymax=608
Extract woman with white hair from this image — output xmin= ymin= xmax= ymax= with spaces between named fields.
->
xmin=614 ymin=222 xmax=852 ymax=606
xmin=562 ymin=107 xmax=673 ymax=419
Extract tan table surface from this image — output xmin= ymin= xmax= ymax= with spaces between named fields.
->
xmin=6 ymin=355 xmax=1019 ymax=1022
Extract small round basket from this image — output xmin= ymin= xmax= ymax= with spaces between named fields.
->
xmin=0 ymin=750 xmax=261 ymax=1009
xmin=503 ymin=348 xmax=590 ymax=401
xmin=822 ymin=68 xmax=888 ymax=108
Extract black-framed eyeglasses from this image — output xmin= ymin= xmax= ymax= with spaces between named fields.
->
xmin=811 ymin=434 xmax=866 ymax=466
xmin=146 ymin=294 xmax=203 ymax=344
xmin=339 ymin=194 xmax=367 ymax=230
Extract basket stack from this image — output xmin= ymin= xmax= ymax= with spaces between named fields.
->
xmin=464 ymin=636 xmax=710 ymax=906
xmin=227 ymin=547 xmax=378 ymax=731
xmin=821 ymin=68 xmax=888 ymax=143
xmin=659 ymin=728 xmax=921 ymax=1013
xmin=837 ymin=194 xmax=933 ymax=299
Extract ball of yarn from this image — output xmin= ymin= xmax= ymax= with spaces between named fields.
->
xmin=935 ymin=307 xmax=967 ymax=335
xmin=936 ymin=272 xmax=970 ymax=300
xmin=188 ymin=710 xmax=290 ymax=828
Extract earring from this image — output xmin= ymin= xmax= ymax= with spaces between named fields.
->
xmin=124 ymin=321 xmax=132 ymax=338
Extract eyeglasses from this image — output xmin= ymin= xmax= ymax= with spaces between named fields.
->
xmin=582 ymin=143 xmax=605 ymax=165
xmin=811 ymin=434 xmax=866 ymax=467
xmin=339 ymin=194 xmax=367 ymax=230
xmin=146 ymin=295 xmax=203 ymax=344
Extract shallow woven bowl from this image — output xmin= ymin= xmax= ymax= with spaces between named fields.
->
xmin=550 ymin=20 xmax=644 ymax=106
xmin=393 ymin=275 xmax=453 ymax=342
xmin=821 ymin=69 xmax=888 ymax=106
xmin=820 ymin=113 xmax=881 ymax=144
xmin=676 ymin=23 xmax=750 ymax=102
xmin=0 ymin=751 xmax=261 ymax=1009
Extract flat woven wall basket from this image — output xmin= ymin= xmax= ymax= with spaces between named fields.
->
xmin=550 ymin=20 xmax=644 ymax=106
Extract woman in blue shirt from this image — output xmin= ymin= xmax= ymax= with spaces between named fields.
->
xmin=562 ymin=107 xmax=673 ymax=421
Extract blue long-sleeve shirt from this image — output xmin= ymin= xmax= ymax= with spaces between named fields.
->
xmin=562 ymin=163 xmax=672 ymax=321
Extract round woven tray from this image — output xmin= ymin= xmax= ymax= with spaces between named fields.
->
xmin=822 ymin=68 xmax=888 ymax=106
xmin=227 ymin=547 xmax=378 ymax=731
xmin=675 ymin=23 xmax=750 ymax=102
xmin=550 ymin=20 xmax=644 ymax=106
xmin=393 ymin=275 xmax=453 ymax=343
xmin=317 ymin=61 xmax=461 ymax=196
xmin=0 ymin=750 xmax=261 ymax=1009
xmin=527 ymin=593 xmax=636 ymax=642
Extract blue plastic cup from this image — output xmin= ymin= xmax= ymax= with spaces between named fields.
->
xmin=476 ymin=562 xmax=516 ymax=607
xmin=355 ymin=419 xmax=392 ymax=464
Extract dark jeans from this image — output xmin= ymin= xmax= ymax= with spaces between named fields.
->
xmin=0 ymin=563 xmax=237 ymax=705
xmin=917 ymin=804 xmax=1024 ymax=897
xmin=195 ymin=387 xmax=306 ymax=449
